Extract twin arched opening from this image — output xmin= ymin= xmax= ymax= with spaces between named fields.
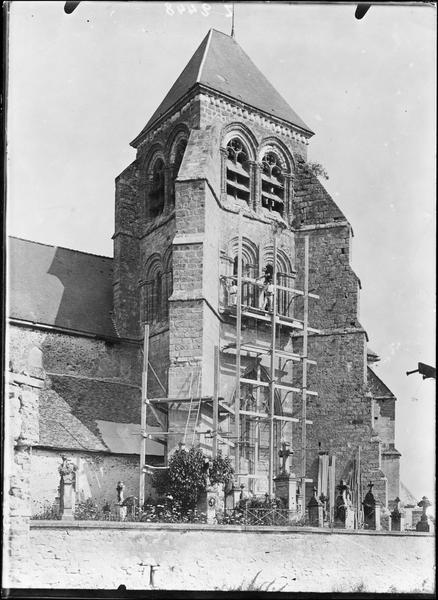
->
xmin=222 ymin=126 xmax=294 ymax=220
xmin=144 ymin=127 xmax=189 ymax=220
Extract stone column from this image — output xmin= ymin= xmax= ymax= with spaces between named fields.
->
xmin=252 ymin=161 xmax=261 ymax=212
xmin=220 ymin=148 xmax=228 ymax=200
xmin=284 ymin=174 xmax=294 ymax=224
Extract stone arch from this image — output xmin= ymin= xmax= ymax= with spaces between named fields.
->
xmin=166 ymin=124 xmax=190 ymax=162
xmin=142 ymin=144 xmax=167 ymax=174
xmin=261 ymin=246 xmax=293 ymax=274
xmin=162 ymin=247 xmax=173 ymax=319
xmin=262 ymin=245 xmax=295 ymax=316
xmin=146 ymin=152 xmax=166 ymax=219
xmin=166 ymin=127 xmax=189 ymax=208
xmin=226 ymin=236 xmax=259 ymax=307
xmin=221 ymin=122 xmax=258 ymax=161
xmin=258 ymin=137 xmax=295 ymax=172
xmin=144 ymin=253 xmax=165 ymax=322
xmin=227 ymin=236 xmax=258 ymax=268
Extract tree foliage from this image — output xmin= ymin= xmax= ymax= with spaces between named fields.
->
xmin=305 ymin=161 xmax=329 ymax=180
xmin=152 ymin=447 xmax=234 ymax=512
xmin=209 ymin=451 xmax=234 ymax=486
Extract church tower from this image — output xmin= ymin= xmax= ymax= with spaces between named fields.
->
xmin=113 ymin=29 xmax=400 ymax=505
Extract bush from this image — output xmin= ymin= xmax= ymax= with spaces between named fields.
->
xmin=32 ymin=501 xmax=60 ymax=520
xmin=74 ymin=497 xmax=100 ymax=520
xmin=152 ymin=447 xmax=235 ymax=513
xmin=303 ymin=161 xmax=329 ymax=180
xmin=209 ymin=451 xmax=234 ymax=487
xmin=141 ymin=496 xmax=206 ymax=523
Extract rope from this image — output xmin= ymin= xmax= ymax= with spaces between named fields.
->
xmin=192 ymin=370 xmax=202 ymax=446
xmin=183 ymin=372 xmax=194 ymax=445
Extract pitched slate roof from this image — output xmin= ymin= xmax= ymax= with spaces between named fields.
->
xmin=367 ymin=367 xmax=396 ymax=399
xmin=132 ymin=28 xmax=313 ymax=145
xmin=8 ymin=236 xmax=117 ymax=338
xmin=38 ymin=375 xmax=162 ymax=455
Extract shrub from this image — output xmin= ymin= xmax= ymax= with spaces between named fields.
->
xmin=152 ymin=446 xmax=208 ymax=512
xmin=74 ymin=497 xmax=100 ymax=520
xmin=304 ymin=161 xmax=329 ymax=180
xmin=209 ymin=451 xmax=234 ymax=487
xmin=32 ymin=501 xmax=60 ymax=520
xmin=152 ymin=447 xmax=235 ymax=513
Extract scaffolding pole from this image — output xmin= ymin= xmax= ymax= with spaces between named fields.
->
xmin=268 ymin=228 xmax=278 ymax=496
xmin=301 ymin=236 xmax=309 ymax=515
xmin=213 ymin=345 xmax=219 ymax=458
xmin=139 ymin=324 xmax=149 ymax=509
xmin=234 ymin=210 xmax=243 ymax=476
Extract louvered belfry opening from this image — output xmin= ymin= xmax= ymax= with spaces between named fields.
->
xmin=261 ymin=152 xmax=284 ymax=215
xmin=226 ymin=138 xmax=251 ymax=204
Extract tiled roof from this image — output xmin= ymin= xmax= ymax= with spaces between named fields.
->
xmin=8 ymin=236 xmax=117 ymax=338
xmin=132 ymin=29 xmax=312 ymax=145
xmin=367 ymin=367 xmax=395 ymax=399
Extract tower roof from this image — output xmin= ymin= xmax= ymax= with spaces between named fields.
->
xmin=132 ymin=29 xmax=313 ymax=146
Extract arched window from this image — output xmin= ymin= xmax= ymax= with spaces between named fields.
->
xmin=169 ymin=139 xmax=187 ymax=207
xmin=149 ymin=158 xmax=165 ymax=218
xmin=163 ymin=251 xmax=173 ymax=320
xmin=262 ymin=248 xmax=295 ymax=318
xmin=144 ymin=256 xmax=164 ymax=323
xmin=226 ymin=138 xmax=250 ymax=204
xmin=232 ymin=254 xmax=258 ymax=308
xmin=261 ymin=152 xmax=285 ymax=215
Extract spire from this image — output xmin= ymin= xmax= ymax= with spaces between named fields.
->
xmin=131 ymin=29 xmax=313 ymax=147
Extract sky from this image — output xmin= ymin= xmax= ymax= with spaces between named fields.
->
xmin=7 ymin=2 xmax=436 ymax=501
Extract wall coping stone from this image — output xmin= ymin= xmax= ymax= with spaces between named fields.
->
xmin=30 ymin=521 xmax=433 ymax=537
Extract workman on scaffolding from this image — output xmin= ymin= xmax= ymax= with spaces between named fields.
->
xmin=255 ymin=265 xmax=274 ymax=312
xmin=222 ymin=276 xmax=238 ymax=307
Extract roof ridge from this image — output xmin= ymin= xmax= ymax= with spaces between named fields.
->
xmin=8 ymin=235 xmax=113 ymax=261
xmin=196 ymin=28 xmax=213 ymax=84
xmin=367 ymin=365 xmax=396 ymax=398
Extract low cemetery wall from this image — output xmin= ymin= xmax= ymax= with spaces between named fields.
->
xmin=6 ymin=522 xmax=435 ymax=594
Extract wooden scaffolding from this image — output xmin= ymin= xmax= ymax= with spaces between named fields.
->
xmin=139 ymin=217 xmax=320 ymax=511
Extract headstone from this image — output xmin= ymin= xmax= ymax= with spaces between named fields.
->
xmin=307 ymin=486 xmax=324 ymax=527
xmin=416 ymin=496 xmax=431 ymax=532
xmin=58 ymin=455 xmax=77 ymax=521
xmin=115 ymin=481 xmax=127 ymax=521
xmin=362 ymin=481 xmax=381 ymax=530
xmin=335 ymin=479 xmax=354 ymax=529
xmin=390 ymin=497 xmax=405 ymax=531
xmin=274 ymin=442 xmax=299 ymax=522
